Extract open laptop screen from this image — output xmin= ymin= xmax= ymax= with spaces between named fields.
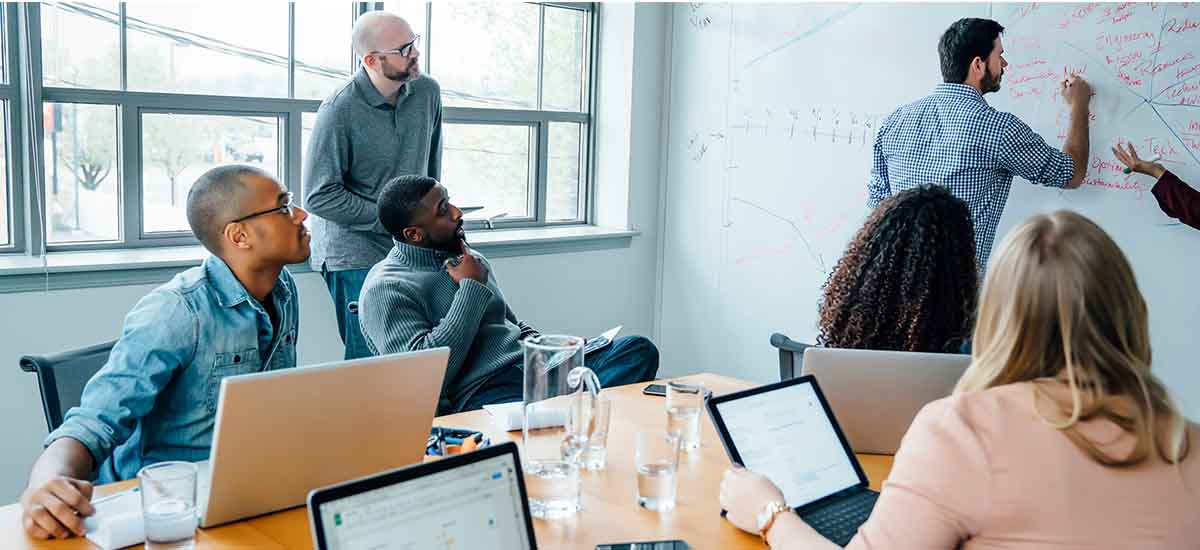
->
xmin=315 ymin=451 xmax=532 ymax=550
xmin=711 ymin=379 xmax=862 ymax=508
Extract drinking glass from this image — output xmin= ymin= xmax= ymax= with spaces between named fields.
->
xmin=666 ymin=381 xmax=706 ymax=451
xmin=635 ymin=431 xmax=681 ymax=512
xmin=138 ymin=461 xmax=198 ymax=550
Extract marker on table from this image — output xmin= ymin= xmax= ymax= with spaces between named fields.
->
xmin=1124 ymin=154 xmax=1162 ymax=174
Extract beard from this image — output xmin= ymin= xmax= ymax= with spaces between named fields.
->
xmin=383 ymin=58 xmax=419 ymax=83
xmin=981 ymin=66 xmax=1002 ymax=94
xmin=428 ymin=223 xmax=465 ymax=254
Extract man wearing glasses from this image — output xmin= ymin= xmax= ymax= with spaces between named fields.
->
xmin=304 ymin=11 xmax=442 ymax=360
xmin=20 ymin=165 xmax=310 ymax=539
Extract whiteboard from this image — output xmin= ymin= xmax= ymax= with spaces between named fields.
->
xmin=659 ymin=3 xmax=1200 ymax=418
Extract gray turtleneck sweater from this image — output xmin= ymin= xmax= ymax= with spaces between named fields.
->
xmin=358 ymin=240 xmax=538 ymax=414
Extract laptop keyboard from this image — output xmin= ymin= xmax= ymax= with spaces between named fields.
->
xmin=799 ymin=489 xmax=879 ymax=547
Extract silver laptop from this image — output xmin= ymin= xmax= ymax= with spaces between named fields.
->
xmin=800 ymin=347 xmax=969 ymax=454
xmin=196 ymin=348 xmax=449 ymax=527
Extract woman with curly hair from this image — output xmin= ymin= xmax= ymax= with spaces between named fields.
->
xmin=817 ymin=184 xmax=978 ymax=353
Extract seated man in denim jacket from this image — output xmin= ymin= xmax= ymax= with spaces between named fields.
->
xmin=19 ymin=165 xmax=312 ymax=540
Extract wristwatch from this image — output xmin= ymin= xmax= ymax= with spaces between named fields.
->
xmin=755 ymin=500 xmax=790 ymax=543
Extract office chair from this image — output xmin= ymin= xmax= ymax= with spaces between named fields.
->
xmin=769 ymin=332 xmax=812 ymax=381
xmin=19 ymin=340 xmax=117 ymax=432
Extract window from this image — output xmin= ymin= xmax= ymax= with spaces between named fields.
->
xmin=0 ymin=102 xmax=8 ymax=247
xmin=442 ymin=123 xmax=535 ymax=219
xmin=0 ymin=6 xmax=15 ymax=250
xmin=43 ymin=103 xmax=120 ymax=243
xmin=5 ymin=2 xmax=595 ymax=256
xmin=141 ymin=113 xmax=281 ymax=234
xmin=423 ymin=2 xmax=594 ymax=228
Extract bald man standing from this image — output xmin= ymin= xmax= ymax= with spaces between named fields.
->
xmin=304 ymin=11 xmax=442 ymax=360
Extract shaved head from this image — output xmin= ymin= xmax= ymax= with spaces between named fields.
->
xmin=352 ymin=12 xmax=412 ymax=58
xmin=186 ymin=165 xmax=267 ymax=254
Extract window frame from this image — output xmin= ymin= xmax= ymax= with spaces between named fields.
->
xmin=6 ymin=1 xmax=596 ymax=255
xmin=1 ymin=4 xmax=24 ymax=253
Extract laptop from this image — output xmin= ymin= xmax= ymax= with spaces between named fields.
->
xmin=707 ymin=375 xmax=877 ymax=547
xmin=196 ymin=348 xmax=450 ymax=528
xmin=801 ymin=347 xmax=970 ymax=454
xmin=307 ymin=441 xmax=537 ymax=550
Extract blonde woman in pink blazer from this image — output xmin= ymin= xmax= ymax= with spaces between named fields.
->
xmin=721 ymin=210 xmax=1199 ymax=549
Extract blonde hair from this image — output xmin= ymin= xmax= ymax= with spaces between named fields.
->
xmin=956 ymin=210 xmax=1189 ymax=467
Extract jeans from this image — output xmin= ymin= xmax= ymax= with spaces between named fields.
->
xmin=321 ymin=265 xmax=374 ymax=361
xmin=461 ymin=335 xmax=660 ymax=411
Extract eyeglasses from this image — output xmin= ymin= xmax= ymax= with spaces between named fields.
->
xmin=373 ymin=35 xmax=421 ymax=58
xmin=227 ymin=192 xmax=296 ymax=225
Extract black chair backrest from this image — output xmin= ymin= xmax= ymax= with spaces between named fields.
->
xmin=19 ymin=340 xmax=117 ymax=432
xmin=769 ymin=332 xmax=813 ymax=381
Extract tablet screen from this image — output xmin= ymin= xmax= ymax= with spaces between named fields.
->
xmin=714 ymin=380 xmax=861 ymax=508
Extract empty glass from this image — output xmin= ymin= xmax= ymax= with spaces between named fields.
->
xmin=666 ymin=381 xmax=706 ymax=451
xmin=138 ymin=461 xmax=198 ymax=550
xmin=635 ymin=431 xmax=681 ymax=512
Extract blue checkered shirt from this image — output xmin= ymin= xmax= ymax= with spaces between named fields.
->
xmin=868 ymin=83 xmax=1074 ymax=266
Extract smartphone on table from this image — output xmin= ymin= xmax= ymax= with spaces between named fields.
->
xmin=596 ymin=541 xmax=689 ymax=550
xmin=642 ymin=383 xmax=668 ymax=397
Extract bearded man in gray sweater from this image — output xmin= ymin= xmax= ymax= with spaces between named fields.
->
xmin=359 ymin=175 xmax=659 ymax=414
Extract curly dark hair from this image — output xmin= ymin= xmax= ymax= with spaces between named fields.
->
xmin=818 ymin=185 xmax=979 ymax=353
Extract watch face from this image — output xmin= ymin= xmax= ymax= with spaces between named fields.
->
xmin=756 ymin=502 xmax=786 ymax=532
xmin=756 ymin=504 xmax=774 ymax=531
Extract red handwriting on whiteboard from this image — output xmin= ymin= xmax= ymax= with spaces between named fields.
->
xmin=1165 ymin=18 xmax=1200 ymax=34
xmin=1090 ymin=155 xmax=1126 ymax=175
xmin=1010 ymin=86 xmax=1046 ymax=100
xmin=1169 ymin=81 xmax=1200 ymax=100
xmin=1178 ymin=61 xmax=1200 ymax=80
xmin=1101 ymin=3 xmax=1137 ymax=24
xmin=1012 ymin=70 xmax=1057 ymax=85
xmin=1153 ymin=52 xmax=1196 ymax=75
xmin=1142 ymin=137 xmax=1182 ymax=157
xmin=1013 ymin=3 xmax=1039 ymax=20
xmin=1116 ymin=69 xmax=1145 ymax=86
xmin=1096 ymin=31 xmax=1156 ymax=50
xmin=1083 ymin=176 xmax=1146 ymax=198
xmin=1106 ymin=50 xmax=1142 ymax=69
xmin=1059 ymin=3 xmax=1101 ymax=29
xmin=1015 ymin=58 xmax=1049 ymax=70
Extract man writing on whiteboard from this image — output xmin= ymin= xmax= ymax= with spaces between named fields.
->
xmin=868 ymin=18 xmax=1092 ymax=267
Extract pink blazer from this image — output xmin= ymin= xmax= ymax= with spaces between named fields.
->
xmin=848 ymin=382 xmax=1200 ymax=549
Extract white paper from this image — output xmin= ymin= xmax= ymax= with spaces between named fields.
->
xmin=83 ymin=489 xmax=145 ymax=550
xmin=483 ymin=401 xmax=567 ymax=432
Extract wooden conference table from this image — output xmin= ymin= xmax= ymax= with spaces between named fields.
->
xmin=1 ymin=373 xmax=894 ymax=549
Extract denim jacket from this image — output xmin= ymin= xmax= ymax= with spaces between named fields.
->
xmin=45 ymin=256 xmax=299 ymax=482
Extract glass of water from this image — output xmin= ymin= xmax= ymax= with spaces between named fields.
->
xmin=570 ymin=395 xmax=612 ymax=471
xmin=635 ymin=431 xmax=681 ymax=512
xmin=522 ymin=334 xmax=587 ymax=518
xmin=666 ymin=381 xmax=706 ymax=451
xmin=138 ymin=461 xmax=198 ymax=550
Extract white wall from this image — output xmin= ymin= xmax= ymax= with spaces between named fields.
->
xmin=0 ymin=4 xmax=672 ymax=502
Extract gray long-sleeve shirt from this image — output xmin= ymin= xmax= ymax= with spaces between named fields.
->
xmin=358 ymin=241 xmax=539 ymax=414
xmin=303 ymin=68 xmax=443 ymax=271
